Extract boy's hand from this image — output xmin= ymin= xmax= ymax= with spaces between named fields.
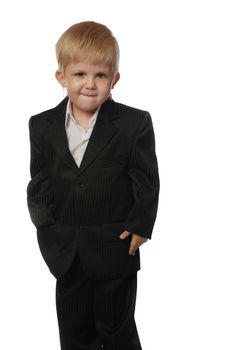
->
xmin=119 ymin=231 xmax=148 ymax=256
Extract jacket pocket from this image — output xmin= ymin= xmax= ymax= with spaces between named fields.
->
xmin=93 ymin=153 xmax=129 ymax=168
xmin=100 ymin=221 xmax=127 ymax=242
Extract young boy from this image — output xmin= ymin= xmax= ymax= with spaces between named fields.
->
xmin=27 ymin=21 xmax=160 ymax=350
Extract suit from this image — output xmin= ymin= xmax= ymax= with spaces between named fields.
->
xmin=26 ymin=96 xmax=160 ymax=280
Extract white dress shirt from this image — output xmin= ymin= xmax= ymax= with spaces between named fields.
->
xmin=65 ymin=99 xmax=101 ymax=167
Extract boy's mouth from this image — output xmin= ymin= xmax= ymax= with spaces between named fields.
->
xmin=81 ymin=94 xmax=97 ymax=97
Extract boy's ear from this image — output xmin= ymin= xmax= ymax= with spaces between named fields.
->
xmin=112 ymin=72 xmax=120 ymax=89
xmin=55 ymin=70 xmax=66 ymax=87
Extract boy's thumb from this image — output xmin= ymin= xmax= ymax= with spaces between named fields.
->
xmin=119 ymin=230 xmax=131 ymax=239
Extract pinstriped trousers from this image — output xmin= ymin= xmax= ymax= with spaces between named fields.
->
xmin=55 ymin=251 xmax=142 ymax=350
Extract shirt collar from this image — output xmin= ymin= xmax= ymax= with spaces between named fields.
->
xmin=65 ymin=98 xmax=101 ymax=128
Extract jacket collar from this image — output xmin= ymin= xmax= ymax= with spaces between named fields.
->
xmin=45 ymin=96 xmax=120 ymax=176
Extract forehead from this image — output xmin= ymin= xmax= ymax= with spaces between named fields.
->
xmin=65 ymin=61 xmax=112 ymax=74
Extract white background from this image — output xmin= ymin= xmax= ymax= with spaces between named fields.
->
xmin=0 ymin=0 xmax=234 ymax=349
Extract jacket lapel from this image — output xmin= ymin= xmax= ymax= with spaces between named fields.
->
xmin=46 ymin=97 xmax=119 ymax=176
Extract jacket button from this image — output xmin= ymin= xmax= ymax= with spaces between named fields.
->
xmin=77 ymin=179 xmax=84 ymax=187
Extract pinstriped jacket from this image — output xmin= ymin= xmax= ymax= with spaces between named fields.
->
xmin=26 ymin=96 xmax=160 ymax=280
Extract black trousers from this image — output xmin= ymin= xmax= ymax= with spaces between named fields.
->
xmin=55 ymin=251 xmax=142 ymax=350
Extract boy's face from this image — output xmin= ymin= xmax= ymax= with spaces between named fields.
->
xmin=56 ymin=61 xmax=120 ymax=118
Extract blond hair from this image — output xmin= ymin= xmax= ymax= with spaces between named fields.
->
xmin=55 ymin=21 xmax=120 ymax=74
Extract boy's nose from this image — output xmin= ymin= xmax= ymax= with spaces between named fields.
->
xmin=85 ymin=76 xmax=96 ymax=89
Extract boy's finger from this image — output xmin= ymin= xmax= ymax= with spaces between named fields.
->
xmin=119 ymin=230 xmax=131 ymax=239
xmin=129 ymin=241 xmax=140 ymax=255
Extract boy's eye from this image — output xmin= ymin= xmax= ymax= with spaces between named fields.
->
xmin=96 ymin=73 xmax=106 ymax=78
xmin=75 ymin=72 xmax=85 ymax=77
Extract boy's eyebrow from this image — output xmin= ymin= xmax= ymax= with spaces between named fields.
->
xmin=72 ymin=69 xmax=109 ymax=75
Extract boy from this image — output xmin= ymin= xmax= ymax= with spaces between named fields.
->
xmin=27 ymin=21 xmax=160 ymax=350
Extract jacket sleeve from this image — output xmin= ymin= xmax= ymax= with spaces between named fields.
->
xmin=124 ymin=112 xmax=160 ymax=239
xmin=26 ymin=116 xmax=57 ymax=229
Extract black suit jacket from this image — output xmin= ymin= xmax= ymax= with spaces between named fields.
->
xmin=26 ymin=96 xmax=160 ymax=280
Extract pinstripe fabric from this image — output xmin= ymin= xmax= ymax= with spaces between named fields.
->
xmin=26 ymin=96 xmax=160 ymax=279
xmin=26 ymin=96 xmax=159 ymax=349
xmin=56 ymin=251 xmax=142 ymax=350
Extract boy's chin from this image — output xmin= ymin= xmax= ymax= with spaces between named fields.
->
xmin=72 ymin=103 xmax=99 ymax=117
